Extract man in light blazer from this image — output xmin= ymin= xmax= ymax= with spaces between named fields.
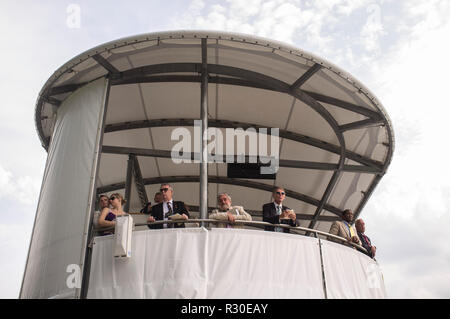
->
xmin=209 ymin=193 xmax=252 ymax=228
xmin=262 ymin=186 xmax=298 ymax=233
xmin=329 ymin=209 xmax=361 ymax=246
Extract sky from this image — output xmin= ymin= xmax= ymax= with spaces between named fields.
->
xmin=1 ymin=0 xmax=450 ymax=298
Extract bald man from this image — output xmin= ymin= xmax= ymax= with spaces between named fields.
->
xmin=356 ymin=218 xmax=376 ymax=258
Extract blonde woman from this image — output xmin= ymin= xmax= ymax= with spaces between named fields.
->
xmin=98 ymin=193 xmax=127 ymax=234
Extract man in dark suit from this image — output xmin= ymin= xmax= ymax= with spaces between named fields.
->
xmin=356 ymin=218 xmax=376 ymax=258
xmin=262 ymin=186 xmax=298 ymax=233
xmin=147 ymin=184 xmax=189 ymax=229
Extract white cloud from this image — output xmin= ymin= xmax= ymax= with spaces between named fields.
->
xmin=0 ymin=224 xmax=32 ymax=298
xmin=0 ymin=164 xmax=40 ymax=205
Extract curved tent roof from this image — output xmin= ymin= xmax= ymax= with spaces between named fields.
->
xmin=35 ymin=30 xmax=394 ymax=232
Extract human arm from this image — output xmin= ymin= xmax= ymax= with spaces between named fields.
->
xmin=233 ymin=206 xmax=252 ymax=221
xmin=262 ymin=204 xmax=280 ymax=224
xmin=98 ymin=208 xmax=115 ymax=227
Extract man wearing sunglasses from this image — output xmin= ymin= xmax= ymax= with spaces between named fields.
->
xmin=262 ymin=187 xmax=298 ymax=233
xmin=147 ymin=184 xmax=190 ymax=229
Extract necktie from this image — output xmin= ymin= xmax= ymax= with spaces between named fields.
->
xmin=165 ymin=202 xmax=173 ymax=218
xmin=165 ymin=202 xmax=173 ymax=228
xmin=345 ymin=222 xmax=355 ymax=237
xmin=275 ymin=205 xmax=283 ymax=232
xmin=362 ymin=234 xmax=371 ymax=247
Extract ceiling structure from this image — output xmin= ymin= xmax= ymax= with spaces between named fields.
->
xmin=35 ymin=31 xmax=394 ymax=232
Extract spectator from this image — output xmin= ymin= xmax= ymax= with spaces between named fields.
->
xmin=209 ymin=193 xmax=252 ymax=228
xmin=262 ymin=187 xmax=298 ymax=233
xmin=329 ymin=209 xmax=361 ymax=246
xmin=140 ymin=192 xmax=164 ymax=215
xmin=98 ymin=193 xmax=127 ymax=235
xmin=93 ymin=195 xmax=110 ymax=228
xmin=147 ymin=184 xmax=189 ymax=229
xmin=154 ymin=192 xmax=163 ymax=204
xmin=356 ymin=218 xmax=376 ymax=258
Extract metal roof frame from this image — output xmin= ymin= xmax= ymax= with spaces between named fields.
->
xmin=35 ymin=31 xmax=394 ymax=226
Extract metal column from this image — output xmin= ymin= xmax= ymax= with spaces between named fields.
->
xmin=200 ymin=38 xmax=208 ymax=226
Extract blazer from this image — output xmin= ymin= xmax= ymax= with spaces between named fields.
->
xmin=209 ymin=206 xmax=252 ymax=228
xmin=262 ymin=202 xmax=298 ymax=233
xmin=148 ymin=201 xmax=190 ymax=229
xmin=358 ymin=232 xmax=374 ymax=257
xmin=329 ymin=220 xmax=361 ymax=245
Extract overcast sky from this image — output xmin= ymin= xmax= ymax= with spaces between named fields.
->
xmin=1 ymin=0 xmax=449 ymax=298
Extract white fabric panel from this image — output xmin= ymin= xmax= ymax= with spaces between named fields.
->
xmin=321 ymin=240 xmax=386 ymax=299
xmin=21 ymin=78 xmax=108 ymax=298
xmin=87 ymin=228 xmax=325 ymax=298
xmin=207 ymin=229 xmax=324 ymax=298
xmin=88 ymin=228 xmax=208 ymax=298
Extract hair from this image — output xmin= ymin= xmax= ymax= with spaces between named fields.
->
xmin=342 ymin=209 xmax=352 ymax=217
xmin=99 ymin=194 xmax=108 ymax=201
xmin=154 ymin=191 xmax=162 ymax=196
xmin=272 ymin=186 xmax=285 ymax=194
xmin=160 ymin=183 xmax=173 ymax=191
xmin=111 ymin=193 xmax=126 ymax=205
xmin=217 ymin=193 xmax=231 ymax=202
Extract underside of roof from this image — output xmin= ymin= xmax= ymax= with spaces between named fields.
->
xmin=35 ymin=31 xmax=394 ymax=232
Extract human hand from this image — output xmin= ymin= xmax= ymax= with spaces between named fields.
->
xmin=227 ymin=213 xmax=236 ymax=223
xmin=280 ymin=210 xmax=289 ymax=219
xmin=181 ymin=213 xmax=189 ymax=220
xmin=371 ymin=246 xmax=376 ymax=256
xmin=147 ymin=216 xmax=155 ymax=223
xmin=351 ymin=236 xmax=360 ymax=244
xmin=286 ymin=209 xmax=296 ymax=220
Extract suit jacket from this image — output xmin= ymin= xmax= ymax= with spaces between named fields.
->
xmin=262 ymin=202 xmax=298 ymax=233
xmin=209 ymin=206 xmax=252 ymax=228
xmin=148 ymin=201 xmax=190 ymax=229
xmin=358 ymin=232 xmax=374 ymax=257
xmin=329 ymin=220 xmax=361 ymax=245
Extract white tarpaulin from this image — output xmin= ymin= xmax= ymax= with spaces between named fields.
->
xmin=88 ymin=228 xmax=208 ymax=298
xmin=20 ymin=78 xmax=108 ymax=299
xmin=321 ymin=239 xmax=386 ymax=299
xmin=87 ymin=228 xmax=325 ymax=298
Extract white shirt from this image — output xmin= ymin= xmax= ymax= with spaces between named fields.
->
xmin=273 ymin=202 xmax=283 ymax=215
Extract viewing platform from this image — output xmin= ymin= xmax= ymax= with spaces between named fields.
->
xmin=21 ymin=31 xmax=394 ymax=299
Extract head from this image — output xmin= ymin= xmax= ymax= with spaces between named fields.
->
xmin=98 ymin=195 xmax=109 ymax=210
xmin=272 ymin=186 xmax=286 ymax=205
xmin=159 ymin=184 xmax=173 ymax=202
xmin=109 ymin=193 xmax=126 ymax=209
xmin=154 ymin=192 xmax=163 ymax=204
xmin=342 ymin=209 xmax=354 ymax=223
xmin=355 ymin=218 xmax=365 ymax=233
xmin=217 ymin=193 xmax=232 ymax=211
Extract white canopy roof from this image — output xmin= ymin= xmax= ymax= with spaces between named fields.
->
xmin=35 ymin=30 xmax=394 ymax=232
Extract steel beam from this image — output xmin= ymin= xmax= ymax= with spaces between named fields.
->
xmin=124 ymin=154 xmax=134 ymax=212
xmin=92 ymin=54 xmax=120 ymax=75
xmin=339 ymin=118 xmax=385 ymax=132
xmin=132 ymin=156 xmax=149 ymax=207
xmin=290 ymin=63 xmax=322 ymax=90
xmin=200 ymin=38 xmax=208 ymax=224
xmin=103 ymin=118 xmax=383 ymax=170
xmin=302 ymin=90 xmax=383 ymax=120
xmin=101 ymin=145 xmax=381 ymax=174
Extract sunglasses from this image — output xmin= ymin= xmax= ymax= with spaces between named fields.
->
xmin=109 ymin=196 xmax=117 ymax=201
xmin=276 ymin=192 xmax=285 ymax=195
xmin=160 ymin=188 xmax=170 ymax=192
